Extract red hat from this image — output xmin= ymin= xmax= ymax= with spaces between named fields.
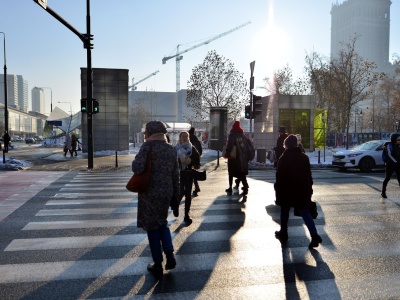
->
xmin=231 ymin=121 xmax=244 ymax=133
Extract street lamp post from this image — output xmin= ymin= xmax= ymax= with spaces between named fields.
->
xmin=0 ymin=32 xmax=8 ymax=134
xmin=35 ymin=86 xmax=52 ymax=113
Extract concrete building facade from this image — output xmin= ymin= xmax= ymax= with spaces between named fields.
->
xmin=331 ymin=0 xmax=392 ymax=72
xmin=31 ymin=87 xmax=45 ymax=114
xmin=253 ymin=94 xmax=315 ymax=152
xmin=81 ymin=68 xmax=129 ymax=152
xmin=17 ymin=75 xmax=28 ymax=112
xmin=0 ymin=74 xmax=18 ymax=109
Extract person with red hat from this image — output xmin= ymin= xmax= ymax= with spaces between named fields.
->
xmin=224 ymin=121 xmax=249 ymax=195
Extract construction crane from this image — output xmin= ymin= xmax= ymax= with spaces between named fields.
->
xmin=162 ymin=21 xmax=251 ymax=92
xmin=129 ymin=70 xmax=160 ymax=91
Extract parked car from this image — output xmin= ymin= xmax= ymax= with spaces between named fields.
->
xmin=25 ymin=138 xmax=36 ymax=144
xmin=332 ymin=140 xmax=388 ymax=172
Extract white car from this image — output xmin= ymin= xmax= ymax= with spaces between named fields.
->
xmin=332 ymin=140 xmax=388 ymax=172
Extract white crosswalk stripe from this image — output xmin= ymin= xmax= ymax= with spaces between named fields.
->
xmin=1 ymin=169 xmax=400 ymax=299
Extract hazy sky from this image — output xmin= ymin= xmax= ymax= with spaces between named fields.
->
xmin=1 ymin=0 xmax=399 ymax=115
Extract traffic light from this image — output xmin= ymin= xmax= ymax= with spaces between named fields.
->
xmin=81 ymin=99 xmax=87 ymax=113
xmin=92 ymin=99 xmax=99 ymax=114
xmin=245 ymin=105 xmax=251 ymax=119
xmin=252 ymin=95 xmax=262 ymax=119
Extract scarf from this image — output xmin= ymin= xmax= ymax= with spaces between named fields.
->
xmin=146 ymin=132 xmax=167 ymax=142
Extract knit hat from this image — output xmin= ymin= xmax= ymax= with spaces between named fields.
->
xmin=231 ymin=121 xmax=244 ymax=133
xmin=145 ymin=121 xmax=167 ymax=136
xmin=284 ymin=134 xmax=298 ymax=148
xmin=189 ymin=127 xmax=195 ymax=135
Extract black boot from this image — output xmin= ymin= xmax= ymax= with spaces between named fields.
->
xmin=184 ymin=213 xmax=192 ymax=225
xmin=147 ymin=262 xmax=163 ymax=276
xmin=165 ymin=251 xmax=176 ymax=270
xmin=225 ymin=187 xmax=232 ymax=195
xmin=381 ymin=190 xmax=387 ymax=198
xmin=309 ymin=234 xmax=322 ymax=249
xmin=275 ymin=230 xmax=288 ymax=242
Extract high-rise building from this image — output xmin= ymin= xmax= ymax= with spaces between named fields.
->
xmin=331 ymin=0 xmax=392 ymax=72
xmin=31 ymin=87 xmax=45 ymax=114
xmin=0 ymin=74 xmax=18 ymax=108
xmin=17 ymin=75 xmax=29 ymax=112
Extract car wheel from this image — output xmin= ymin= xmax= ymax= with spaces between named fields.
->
xmin=359 ymin=157 xmax=375 ymax=172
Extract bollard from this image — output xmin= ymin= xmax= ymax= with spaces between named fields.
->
xmin=2 ymin=150 xmax=5 ymax=164
xmin=115 ymin=150 xmax=118 ymax=168
xmin=318 ymin=150 xmax=321 ymax=164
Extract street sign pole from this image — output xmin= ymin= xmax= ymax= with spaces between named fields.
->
xmin=249 ymin=61 xmax=255 ymax=134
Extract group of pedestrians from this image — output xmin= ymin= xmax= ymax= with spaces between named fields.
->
xmin=63 ymin=133 xmax=80 ymax=157
xmin=131 ymin=121 xmax=203 ymax=277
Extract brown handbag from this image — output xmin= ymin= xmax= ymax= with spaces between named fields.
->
xmin=126 ymin=144 xmax=152 ymax=193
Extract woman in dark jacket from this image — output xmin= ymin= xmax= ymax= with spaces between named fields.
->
xmin=225 ymin=121 xmax=249 ymax=195
xmin=274 ymin=134 xmax=322 ymax=249
xmin=132 ymin=121 xmax=180 ymax=276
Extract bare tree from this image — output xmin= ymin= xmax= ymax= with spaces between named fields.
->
xmin=263 ymin=64 xmax=309 ymax=95
xmin=129 ymin=99 xmax=151 ymax=142
xmin=186 ymin=50 xmax=248 ymax=120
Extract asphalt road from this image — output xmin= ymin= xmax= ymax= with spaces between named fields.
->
xmin=1 ymin=160 xmax=400 ymax=298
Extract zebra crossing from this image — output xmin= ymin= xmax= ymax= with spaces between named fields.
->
xmin=1 ymin=169 xmax=400 ymax=299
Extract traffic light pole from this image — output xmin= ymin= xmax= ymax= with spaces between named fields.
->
xmin=86 ymin=0 xmax=94 ymax=169
xmin=249 ymin=61 xmax=255 ymax=134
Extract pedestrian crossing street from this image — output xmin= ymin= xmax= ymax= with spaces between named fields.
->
xmin=1 ymin=170 xmax=400 ymax=299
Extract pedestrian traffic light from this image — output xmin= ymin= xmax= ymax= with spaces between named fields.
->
xmin=92 ymin=99 xmax=99 ymax=114
xmin=245 ymin=105 xmax=251 ymax=119
xmin=81 ymin=99 xmax=87 ymax=113
xmin=252 ymin=95 xmax=262 ymax=119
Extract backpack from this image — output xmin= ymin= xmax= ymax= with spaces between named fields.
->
xmin=245 ymin=138 xmax=255 ymax=161
xmin=382 ymin=142 xmax=392 ymax=162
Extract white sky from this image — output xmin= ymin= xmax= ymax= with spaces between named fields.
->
xmin=1 ymin=0 xmax=399 ymax=115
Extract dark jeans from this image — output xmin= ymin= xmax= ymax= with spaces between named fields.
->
xmin=382 ymin=163 xmax=400 ymax=191
xmin=147 ymin=225 xmax=174 ymax=263
xmin=229 ymin=174 xmax=248 ymax=190
xmin=180 ymin=170 xmax=193 ymax=214
xmin=280 ymin=205 xmax=317 ymax=236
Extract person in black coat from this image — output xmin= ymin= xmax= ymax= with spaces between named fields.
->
xmin=225 ymin=121 xmax=249 ymax=195
xmin=274 ymin=127 xmax=288 ymax=168
xmin=381 ymin=133 xmax=400 ymax=198
xmin=189 ymin=127 xmax=202 ymax=196
xmin=274 ymin=134 xmax=322 ymax=249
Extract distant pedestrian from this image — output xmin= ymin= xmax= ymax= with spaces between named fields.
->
xmin=381 ymin=133 xmax=400 ymax=198
xmin=225 ymin=121 xmax=249 ymax=196
xmin=64 ymin=134 xmax=72 ymax=157
xmin=189 ymin=127 xmax=202 ymax=196
xmin=2 ymin=131 xmax=11 ymax=153
xmin=274 ymin=134 xmax=322 ymax=249
xmin=296 ymin=134 xmax=305 ymax=153
xmin=274 ymin=127 xmax=288 ymax=168
xmin=71 ymin=133 xmax=78 ymax=156
xmin=132 ymin=120 xmax=179 ymax=277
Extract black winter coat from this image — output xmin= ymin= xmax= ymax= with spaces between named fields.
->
xmin=274 ymin=147 xmax=313 ymax=208
xmin=226 ymin=132 xmax=248 ymax=177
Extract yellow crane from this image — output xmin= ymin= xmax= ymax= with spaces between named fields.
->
xmin=162 ymin=21 xmax=251 ymax=92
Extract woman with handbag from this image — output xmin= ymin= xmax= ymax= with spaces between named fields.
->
xmin=274 ymin=134 xmax=322 ymax=249
xmin=132 ymin=121 xmax=180 ymax=277
xmin=225 ymin=121 xmax=249 ymax=195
